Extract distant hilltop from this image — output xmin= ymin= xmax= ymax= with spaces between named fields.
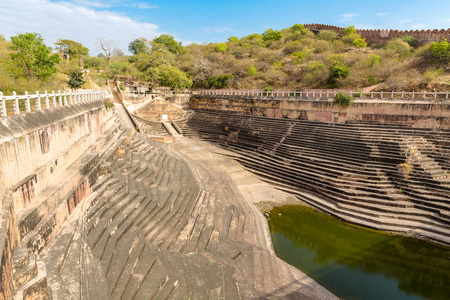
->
xmin=304 ymin=24 xmax=450 ymax=44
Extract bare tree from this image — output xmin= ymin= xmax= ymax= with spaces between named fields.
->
xmin=97 ymin=37 xmax=115 ymax=64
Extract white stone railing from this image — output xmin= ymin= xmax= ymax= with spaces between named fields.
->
xmin=0 ymin=89 xmax=108 ymax=117
xmin=192 ymin=89 xmax=450 ymax=100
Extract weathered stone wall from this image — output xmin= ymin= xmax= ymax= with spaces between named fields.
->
xmin=166 ymin=94 xmax=191 ymax=111
xmin=135 ymin=98 xmax=186 ymax=121
xmin=0 ymin=100 xmax=116 ymax=299
xmin=304 ymin=23 xmax=450 ymax=44
xmin=190 ymin=95 xmax=450 ymax=128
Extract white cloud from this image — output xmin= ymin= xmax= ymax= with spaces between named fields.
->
xmin=340 ymin=12 xmax=359 ymax=23
xmin=132 ymin=2 xmax=159 ymax=9
xmin=376 ymin=12 xmax=389 ymax=17
xmin=340 ymin=13 xmax=359 ymax=18
xmin=203 ymin=27 xmax=234 ymax=33
xmin=0 ymin=0 xmax=162 ymax=54
xmin=411 ymin=24 xmax=425 ymax=30
xmin=398 ymin=19 xmax=412 ymax=24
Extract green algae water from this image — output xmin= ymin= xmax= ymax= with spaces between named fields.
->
xmin=268 ymin=205 xmax=450 ymax=300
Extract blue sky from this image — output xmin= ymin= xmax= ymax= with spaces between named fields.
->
xmin=0 ymin=0 xmax=450 ymax=54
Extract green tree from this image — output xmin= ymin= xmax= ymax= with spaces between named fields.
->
xmin=153 ymin=34 xmax=182 ymax=54
xmin=228 ymin=36 xmax=239 ymax=43
xmin=135 ymin=42 xmax=175 ymax=83
xmin=128 ymin=38 xmax=147 ymax=55
xmin=334 ymin=91 xmax=353 ymax=107
xmin=402 ymin=35 xmax=418 ymax=47
xmin=68 ymin=69 xmax=85 ymax=88
xmin=157 ymin=65 xmax=192 ymax=88
xmin=344 ymin=26 xmax=357 ymax=35
xmin=9 ymin=32 xmax=61 ymax=79
xmin=352 ymin=38 xmax=367 ymax=50
xmin=215 ymin=43 xmax=228 ymax=53
xmin=247 ymin=65 xmax=257 ymax=77
xmin=317 ymin=30 xmax=339 ymax=41
xmin=290 ymin=24 xmax=305 ymax=33
xmin=54 ymin=39 xmax=89 ymax=57
xmin=262 ymin=28 xmax=282 ymax=41
xmin=429 ymin=39 xmax=450 ymax=64
xmin=368 ymin=54 xmax=380 ymax=67
xmin=328 ymin=61 xmax=349 ymax=86
xmin=205 ymin=74 xmax=233 ymax=88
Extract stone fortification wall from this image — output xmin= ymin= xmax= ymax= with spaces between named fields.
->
xmin=304 ymin=23 xmax=450 ymax=43
xmin=190 ymin=95 xmax=450 ymax=128
xmin=0 ymin=100 xmax=116 ymax=299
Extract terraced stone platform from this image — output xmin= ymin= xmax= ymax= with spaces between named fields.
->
xmin=37 ymin=127 xmax=336 ymax=299
xmin=180 ymin=110 xmax=450 ymax=245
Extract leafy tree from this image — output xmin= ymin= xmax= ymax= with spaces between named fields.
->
xmin=247 ymin=65 xmax=257 ymax=77
xmin=135 ymin=42 xmax=175 ymax=83
xmin=352 ymin=38 xmax=367 ymax=50
xmin=317 ymin=30 xmax=339 ymax=41
xmin=344 ymin=26 xmax=357 ymax=35
xmin=157 ymin=65 xmax=192 ymax=88
xmin=262 ymin=28 xmax=282 ymax=41
xmin=84 ymin=56 xmax=106 ymax=69
xmin=228 ymin=36 xmax=239 ymax=43
xmin=215 ymin=43 xmax=227 ymax=53
xmin=368 ymin=54 xmax=380 ymax=67
xmin=342 ymin=33 xmax=361 ymax=44
xmin=290 ymin=24 xmax=305 ymax=33
xmin=246 ymin=33 xmax=262 ymax=40
xmin=54 ymin=39 xmax=89 ymax=57
xmin=429 ymin=39 xmax=450 ymax=64
xmin=205 ymin=74 xmax=233 ymax=88
xmin=328 ymin=61 xmax=349 ymax=86
xmin=68 ymin=69 xmax=85 ymax=88
xmin=9 ymin=32 xmax=61 ymax=79
xmin=402 ymin=35 xmax=418 ymax=47
xmin=153 ymin=34 xmax=182 ymax=54
xmin=109 ymin=61 xmax=127 ymax=75
xmin=386 ymin=39 xmax=411 ymax=57
xmin=128 ymin=38 xmax=146 ymax=55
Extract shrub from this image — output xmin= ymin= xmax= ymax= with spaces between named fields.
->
xmin=342 ymin=33 xmax=361 ymax=44
xmin=352 ymin=38 xmax=367 ymax=50
xmin=423 ymin=68 xmax=444 ymax=82
xmin=317 ymin=30 xmax=339 ymax=41
xmin=334 ymin=91 xmax=353 ymax=107
xmin=247 ymin=65 xmax=257 ymax=77
xmin=402 ymin=35 xmax=418 ymax=47
xmin=328 ymin=61 xmax=349 ymax=86
xmin=104 ymin=100 xmax=114 ymax=109
xmin=215 ymin=43 xmax=228 ymax=53
xmin=368 ymin=54 xmax=380 ymax=67
xmin=68 ymin=69 xmax=85 ymax=88
xmin=205 ymin=74 xmax=233 ymax=88
xmin=429 ymin=39 xmax=450 ymax=64
xmin=262 ymin=28 xmax=282 ymax=41
xmin=386 ymin=39 xmax=411 ymax=57
xmin=344 ymin=26 xmax=357 ymax=35
xmin=228 ymin=36 xmax=239 ymax=43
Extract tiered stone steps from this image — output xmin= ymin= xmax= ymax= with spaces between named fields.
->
xmin=39 ymin=130 xmax=335 ymax=299
xmin=182 ymin=111 xmax=450 ymax=245
xmin=132 ymin=114 xmax=169 ymax=135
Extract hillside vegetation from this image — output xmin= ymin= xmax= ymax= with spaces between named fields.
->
xmin=1 ymin=24 xmax=450 ymax=95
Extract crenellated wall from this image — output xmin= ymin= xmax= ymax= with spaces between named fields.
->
xmin=190 ymin=95 xmax=450 ymax=128
xmin=304 ymin=23 xmax=450 ymax=43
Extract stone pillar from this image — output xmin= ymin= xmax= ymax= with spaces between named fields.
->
xmin=58 ymin=90 xmax=63 ymax=106
xmin=79 ymin=54 xmax=84 ymax=69
xmin=36 ymin=91 xmax=41 ymax=111
xmin=52 ymin=91 xmax=57 ymax=107
xmin=0 ymin=92 xmax=6 ymax=117
xmin=25 ymin=91 xmax=31 ymax=112
xmin=45 ymin=91 xmax=50 ymax=109
xmin=13 ymin=91 xmax=19 ymax=115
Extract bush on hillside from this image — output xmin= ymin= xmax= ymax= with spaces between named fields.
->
xmin=334 ymin=91 xmax=353 ymax=107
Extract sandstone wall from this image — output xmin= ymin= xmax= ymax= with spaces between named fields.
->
xmin=304 ymin=23 xmax=450 ymax=43
xmin=0 ymin=100 xmax=116 ymax=299
xmin=190 ymin=95 xmax=450 ymax=128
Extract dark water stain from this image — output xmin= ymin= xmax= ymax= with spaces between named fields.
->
xmin=268 ymin=205 xmax=450 ymax=300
